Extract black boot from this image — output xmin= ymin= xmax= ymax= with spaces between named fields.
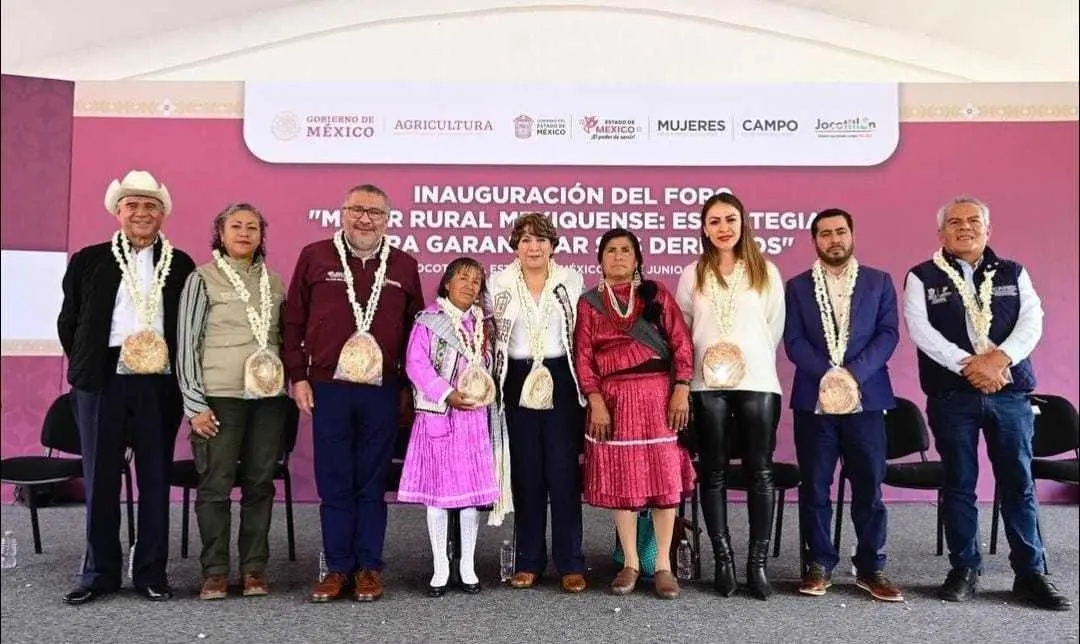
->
xmin=746 ymin=539 xmax=772 ymax=600
xmin=700 ymin=485 xmax=737 ymax=596
xmin=713 ymin=533 xmax=737 ymax=597
xmin=745 ymin=476 xmax=775 ymax=600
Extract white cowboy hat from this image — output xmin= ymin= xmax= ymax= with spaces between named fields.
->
xmin=104 ymin=170 xmax=172 ymax=216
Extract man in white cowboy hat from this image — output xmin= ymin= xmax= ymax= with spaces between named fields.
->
xmin=57 ymin=169 xmax=195 ymax=605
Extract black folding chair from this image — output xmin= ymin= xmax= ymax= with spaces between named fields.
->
xmin=834 ymin=397 xmax=945 ymax=556
xmin=0 ymin=393 xmax=134 ymax=553
xmin=989 ymin=394 xmax=1078 ymax=573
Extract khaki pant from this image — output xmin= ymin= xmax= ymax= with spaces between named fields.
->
xmin=192 ymin=395 xmax=287 ymax=576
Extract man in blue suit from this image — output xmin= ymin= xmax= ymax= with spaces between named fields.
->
xmin=784 ymin=208 xmax=903 ymax=602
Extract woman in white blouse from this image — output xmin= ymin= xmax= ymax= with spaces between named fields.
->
xmin=487 ymin=213 xmax=588 ymax=594
xmin=676 ymin=192 xmax=785 ymax=600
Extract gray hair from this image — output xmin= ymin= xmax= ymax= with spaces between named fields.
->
xmin=211 ymin=202 xmax=268 ymax=261
xmin=936 ymin=195 xmax=990 ymax=230
xmin=346 ymin=184 xmax=391 ymax=212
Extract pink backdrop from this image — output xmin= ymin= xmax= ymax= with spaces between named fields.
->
xmin=4 ymin=109 xmax=1079 ymax=505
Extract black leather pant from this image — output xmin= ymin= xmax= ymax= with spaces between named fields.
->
xmin=692 ymin=390 xmax=781 ymax=545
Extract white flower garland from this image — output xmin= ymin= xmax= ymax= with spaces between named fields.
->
xmin=436 ymin=297 xmax=485 ymax=365
xmin=602 ymin=279 xmax=635 ymax=319
xmin=334 ymin=230 xmax=391 ymax=333
xmin=111 ymin=231 xmax=173 ymax=329
xmin=514 ymin=258 xmax=558 ymax=366
xmin=704 ymin=260 xmax=745 ymax=338
xmin=812 ymin=258 xmax=859 ymax=367
xmin=932 ymin=249 xmax=996 ymax=349
xmin=212 ymin=250 xmax=272 ymax=349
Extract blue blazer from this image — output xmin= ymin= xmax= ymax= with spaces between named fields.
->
xmin=784 ymin=265 xmax=899 ymax=412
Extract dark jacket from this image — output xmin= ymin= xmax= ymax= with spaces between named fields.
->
xmin=57 ymin=238 xmax=196 ymax=391
xmin=784 ymin=264 xmax=900 ymax=412
xmin=282 ymin=238 xmax=424 ymax=385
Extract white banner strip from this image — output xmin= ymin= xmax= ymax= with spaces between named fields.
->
xmin=243 ymin=83 xmax=899 ymax=167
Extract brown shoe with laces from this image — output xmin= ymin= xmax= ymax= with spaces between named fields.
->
xmin=199 ymin=574 xmax=228 ymax=600
xmin=653 ymin=570 xmax=681 ymax=600
xmin=311 ymin=572 xmax=350 ymax=602
xmin=354 ymin=569 xmax=384 ymax=602
xmin=242 ymin=573 xmax=269 ymax=597
xmin=856 ymin=570 xmax=904 ymax=602
xmin=610 ymin=567 xmax=640 ymax=595
xmin=799 ymin=562 xmax=832 ymax=596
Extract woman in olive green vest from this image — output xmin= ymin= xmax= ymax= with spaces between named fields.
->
xmin=177 ymin=202 xmax=288 ymax=600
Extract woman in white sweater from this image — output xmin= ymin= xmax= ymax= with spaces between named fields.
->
xmin=675 ymin=192 xmax=785 ymax=600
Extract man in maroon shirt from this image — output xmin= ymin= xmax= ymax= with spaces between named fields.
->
xmin=283 ymin=184 xmax=424 ymax=602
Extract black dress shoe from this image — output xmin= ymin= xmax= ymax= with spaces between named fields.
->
xmin=1013 ymin=573 xmax=1073 ymax=611
xmin=135 ymin=584 xmax=173 ymax=601
xmin=426 ymin=585 xmax=447 ymax=598
xmin=63 ymin=586 xmax=112 ymax=605
xmin=460 ymin=582 xmax=482 ymax=594
xmin=938 ymin=567 xmax=979 ymax=602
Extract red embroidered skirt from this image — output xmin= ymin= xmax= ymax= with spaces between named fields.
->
xmin=583 ymin=372 xmax=696 ymax=510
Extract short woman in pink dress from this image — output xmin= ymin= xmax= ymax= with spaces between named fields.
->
xmin=574 ymin=228 xmax=696 ymax=599
xmin=398 ymin=257 xmax=500 ymax=597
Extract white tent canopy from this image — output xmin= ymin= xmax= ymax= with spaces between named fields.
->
xmin=2 ymin=0 xmax=1078 ymax=82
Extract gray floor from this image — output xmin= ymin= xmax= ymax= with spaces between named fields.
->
xmin=0 ymin=502 xmax=1077 ymax=644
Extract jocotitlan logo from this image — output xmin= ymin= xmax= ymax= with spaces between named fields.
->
xmin=814 ymin=116 xmax=877 ymax=138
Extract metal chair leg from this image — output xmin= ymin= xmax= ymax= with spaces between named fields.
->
xmin=692 ymin=484 xmax=702 ymax=580
xmin=989 ymin=484 xmax=1001 ymax=555
xmin=773 ymin=490 xmax=785 ymax=558
xmin=447 ymin=509 xmax=462 ymax=585
xmin=124 ymin=466 xmax=136 ymax=549
xmin=936 ymin=490 xmax=945 ymax=556
xmin=283 ymin=471 xmax=296 ymax=562
xmin=28 ymin=490 xmax=43 ymax=554
xmin=833 ymin=474 xmax=847 ymax=553
xmin=181 ymin=487 xmax=190 ymax=559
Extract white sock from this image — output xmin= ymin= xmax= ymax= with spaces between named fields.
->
xmin=426 ymin=507 xmax=450 ymax=587
xmin=459 ymin=508 xmax=480 ymax=585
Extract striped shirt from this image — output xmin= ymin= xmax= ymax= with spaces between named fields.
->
xmin=177 ymin=273 xmax=212 ymax=417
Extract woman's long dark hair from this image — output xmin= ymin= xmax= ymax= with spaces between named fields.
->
xmin=597 ymin=228 xmax=663 ymax=330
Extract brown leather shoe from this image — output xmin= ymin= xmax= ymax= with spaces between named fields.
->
xmin=199 ymin=574 xmax=228 ymax=600
xmin=561 ymin=573 xmax=587 ymax=594
xmin=354 ymin=569 xmax=384 ymax=602
xmin=242 ymin=572 xmax=269 ymax=597
xmin=510 ymin=571 xmax=538 ymax=589
xmin=610 ymin=567 xmax=640 ymax=596
xmin=311 ymin=572 xmax=350 ymax=603
xmin=653 ymin=569 xmax=680 ymax=600
xmin=799 ymin=563 xmax=832 ymax=597
xmin=856 ymin=570 xmax=904 ymax=602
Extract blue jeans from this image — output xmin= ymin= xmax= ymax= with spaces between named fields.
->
xmin=926 ymin=390 xmax=1044 ymax=575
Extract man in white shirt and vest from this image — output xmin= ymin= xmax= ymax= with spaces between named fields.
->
xmin=903 ymin=195 xmax=1070 ymax=611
